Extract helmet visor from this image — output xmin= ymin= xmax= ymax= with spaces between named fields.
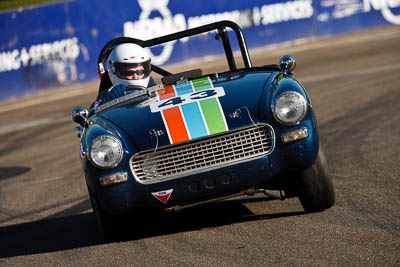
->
xmin=113 ymin=60 xmax=151 ymax=80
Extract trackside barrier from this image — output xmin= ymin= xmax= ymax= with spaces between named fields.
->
xmin=0 ymin=0 xmax=399 ymax=101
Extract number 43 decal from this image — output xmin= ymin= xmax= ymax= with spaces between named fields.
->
xmin=150 ymin=87 xmax=225 ymax=113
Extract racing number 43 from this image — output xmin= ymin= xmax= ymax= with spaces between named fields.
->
xmin=157 ymin=96 xmax=184 ymax=109
xmin=158 ymin=89 xmax=217 ymax=109
xmin=151 ymin=87 xmax=225 ymax=112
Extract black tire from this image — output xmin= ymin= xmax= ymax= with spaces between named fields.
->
xmin=297 ymin=142 xmax=335 ymax=212
xmin=88 ymin=188 xmax=124 ymax=242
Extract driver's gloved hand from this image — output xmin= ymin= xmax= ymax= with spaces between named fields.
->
xmin=107 ymin=84 xmax=127 ymax=100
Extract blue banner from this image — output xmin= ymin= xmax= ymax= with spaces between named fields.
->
xmin=315 ymin=0 xmax=400 ymax=35
xmin=0 ymin=0 xmax=399 ymax=101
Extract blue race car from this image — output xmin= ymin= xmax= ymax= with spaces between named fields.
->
xmin=72 ymin=20 xmax=335 ymax=241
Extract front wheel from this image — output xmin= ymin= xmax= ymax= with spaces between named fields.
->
xmin=297 ymin=142 xmax=335 ymax=212
xmin=88 ymin=188 xmax=125 ymax=242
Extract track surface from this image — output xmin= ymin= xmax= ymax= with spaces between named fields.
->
xmin=0 ymin=26 xmax=399 ymax=266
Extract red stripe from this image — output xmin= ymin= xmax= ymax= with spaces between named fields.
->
xmin=158 ymin=85 xmax=175 ymax=100
xmin=162 ymin=107 xmax=189 ymax=144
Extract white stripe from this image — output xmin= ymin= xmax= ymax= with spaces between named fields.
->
xmin=159 ymin=111 xmax=173 ymax=145
xmin=172 ymin=84 xmax=178 ymax=98
xmin=197 ymin=101 xmax=210 ymax=136
xmin=179 ymin=105 xmax=191 ymax=140
xmin=207 ymin=76 xmax=214 ymax=88
xmin=156 ymin=88 xmax=174 ymax=144
xmin=215 ymin=97 xmax=229 ymax=131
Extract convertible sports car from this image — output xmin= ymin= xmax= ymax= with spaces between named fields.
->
xmin=72 ymin=20 xmax=335 ymax=241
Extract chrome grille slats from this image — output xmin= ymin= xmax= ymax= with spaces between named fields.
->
xmin=130 ymin=124 xmax=275 ymax=184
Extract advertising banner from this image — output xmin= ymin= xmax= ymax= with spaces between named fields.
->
xmin=0 ymin=0 xmax=399 ymax=101
xmin=316 ymin=0 xmax=400 ymax=35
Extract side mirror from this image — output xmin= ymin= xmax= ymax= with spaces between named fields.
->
xmin=72 ymin=106 xmax=89 ymax=127
xmin=280 ymin=55 xmax=296 ymax=74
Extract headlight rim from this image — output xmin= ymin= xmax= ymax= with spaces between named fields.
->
xmin=272 ymin=91 xmax=308 ymax=125
xmin=89 ymin=135 xmax=123 ymax=169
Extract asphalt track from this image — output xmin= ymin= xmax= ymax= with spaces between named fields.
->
xmin=0 ymin=25 xmax=399 ymax=266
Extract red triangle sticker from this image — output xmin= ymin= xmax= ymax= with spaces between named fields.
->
xmin=151 ymin=189 xmax=173 ymax=204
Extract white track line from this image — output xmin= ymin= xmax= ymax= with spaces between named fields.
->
xmin=300 ymin=63 xmax=400 ymax=84
xmin=0 ymin=27 xmax=399 ymax=114
xmin=0 ymin=176 xmax=67 ymax=192
xmin=0 ymin=84 xmax=97 ymax=114
xmin=0 ymin=116 xmax=70 ymax=135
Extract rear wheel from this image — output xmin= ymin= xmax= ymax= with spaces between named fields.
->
xmin=297 ymin=143 xmax=335 ymax=212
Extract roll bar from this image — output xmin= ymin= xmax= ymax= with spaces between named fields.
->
xmin=97 ymin=20 xmax=252 ymax=76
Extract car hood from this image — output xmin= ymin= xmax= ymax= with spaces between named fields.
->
xmin=97 ymin=72 xmax=273 ymax=151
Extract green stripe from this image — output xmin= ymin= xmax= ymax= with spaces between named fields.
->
xmin=199 ymin=98 xmax=227 ymax=134
xmin=192 ymin=77 xmax=228 ymax=134
xmin=192 ymin=77 xmax=212 ymax=91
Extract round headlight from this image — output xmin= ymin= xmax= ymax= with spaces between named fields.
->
xmin=273 ymin=91 xmax=307 ymax=125
xmin=89 ymin=135 xmax=123 ymax=168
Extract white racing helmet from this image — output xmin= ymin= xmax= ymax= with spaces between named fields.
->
xmin=107 ymin=43 xmax=151 ymax=88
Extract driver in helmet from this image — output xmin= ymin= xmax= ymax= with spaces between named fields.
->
xmin=93 ymin=43 xmax=153 ymax=106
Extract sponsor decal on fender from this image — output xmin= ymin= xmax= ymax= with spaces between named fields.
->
xmin=151 ymin=189 xmax=173 ymax=204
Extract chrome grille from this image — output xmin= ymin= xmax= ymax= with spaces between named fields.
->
xmin=130 ymin=124 xmax=275 ymax=184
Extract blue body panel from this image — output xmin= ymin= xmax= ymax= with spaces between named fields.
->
xmin=87 ymin=156 xmax=272 ymax=214
xmin=97 ymin=71 xmax=271 ymax=150
xmin=260 ymin=73 xmax=319 ymax=174
xmin=81 ymin=69 xmax=319 ymax=215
